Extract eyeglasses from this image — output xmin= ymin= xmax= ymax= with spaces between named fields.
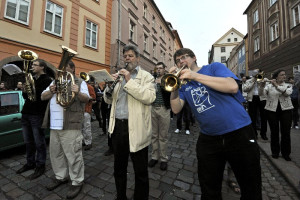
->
xmin=175 ymin=54 xmax=190 ymax=64
xmin=32 ymin=64 xmax=40 ymax=67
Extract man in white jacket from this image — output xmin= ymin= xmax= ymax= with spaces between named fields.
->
xmin=104 ymin=45 xmax=156 ymax=200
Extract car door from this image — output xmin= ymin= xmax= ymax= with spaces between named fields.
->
xmin=0 ymin=91 xmax=24 ymax=151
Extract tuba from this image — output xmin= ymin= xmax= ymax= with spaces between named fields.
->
xmin=161 ymin=65 xmax=189 ymax=92
xmin=18 ymin=50 xmax=38 ymax=101
xmin=55 ymin=46 xmax=77 ymax=108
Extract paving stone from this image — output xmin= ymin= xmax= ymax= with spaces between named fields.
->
xmin=149 ymin=187 xmax=162 ymax=199
xmin=173 ymin=180 xmax=190 ymax=191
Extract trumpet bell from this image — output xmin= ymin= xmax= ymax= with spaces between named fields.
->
xmin=80 ymin=72 xmax=90 ymax=82
xmin=161 ymin=74 xmax=180 ymax=92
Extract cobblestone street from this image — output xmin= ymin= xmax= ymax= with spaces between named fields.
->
xmin=0 ymin=117 xmax=299 ymax=200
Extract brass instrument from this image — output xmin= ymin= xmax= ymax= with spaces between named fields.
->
xmin=80 ymin=72 xmax=90 ymax=82
xmin=106 ymin=63 xmax=128 ymax=97
xmin=18 ymin=50 xmax=38 ymax=101
xmin=255 ymin=71 xmax=271 ymax=83
xmin=161 ymin=65 xmax=189 ymax=92
xmin=55 ymin=46 xmax=77 ymax=108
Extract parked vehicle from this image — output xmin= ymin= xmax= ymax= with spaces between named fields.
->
xmin=0 ymin=90 xmax=49 ymax=152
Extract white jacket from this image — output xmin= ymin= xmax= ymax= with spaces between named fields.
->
xmin=259 ymin=82 xmax=293 ymax=112
xmin=243 ymin=78 xmax=267 ymax=101
xmin=104 ymin=68 xmax=156 ymax=152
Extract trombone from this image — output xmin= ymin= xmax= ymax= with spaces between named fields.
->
xmin=80 ymin=72 xmax=90 ymax=82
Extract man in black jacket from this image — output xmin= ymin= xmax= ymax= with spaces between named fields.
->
xmin=16 ymin=59 xmax=52 ymax=180
xmin=148 ymin=62 xmax=171 ymax=170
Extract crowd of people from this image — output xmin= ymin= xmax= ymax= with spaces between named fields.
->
xmin=1 ymin=43 xmax=298 ymax=200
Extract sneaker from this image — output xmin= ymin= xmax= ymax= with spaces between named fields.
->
xmin=66 ymin=184 xmax=83 ymax=199
xmin=185 ymin=130 xmax=190 ymax=135
xmin=46 ymin=179 xmax=68 ymax=191
xmin=160 ymin=162 xmax=168 ymax=171
xmin=174 ymin=129 xmax=180 ymax=133
xmin=295 ymin=126 xmax=299 ymax=129
xmin=30 ymin=165 xmax=45 ymax=180
xmin=148 ymin=159 xmax=158 ymax=168
xmin=16 ymin=164 xmax=36 ymax=174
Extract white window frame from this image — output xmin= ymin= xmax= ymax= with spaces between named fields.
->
xmin=270 ymin=21 xmax=279 ymax=42
xmin=152 ymin=15 xmax=156 ymax=29
xmin=221 ymin=47 xmax=225 ymax=53
xmin=292 ymin=4 xmax=300 ymax=27
xmin=143 ymin=33 xmax=149 ymax=52
xmin=293 ymin=65 xmax=300 ymax=74
xmin=44 ymin=0 xmax=63 ymax=37
xmin=270 ymin=0 xmax=277 ymax=7
xmin=143 ymin=3 xmax=148 ymax=19
xmin=4 ymin=0 xmax=31 ymax=25
xmin=254 ymin=36 xmax=260 ymax=52
xmin=85 ymin=20 xmax=98 ymax=49
xmin=129 ymin=20 xmax=137 ymax=42
xmin=221 ymin=56 xmax=226 ymax=63
xmin=153 ymin=42 xmax=157 ymax=58
xmin=253 ymin=9 xmax=259 ymax=24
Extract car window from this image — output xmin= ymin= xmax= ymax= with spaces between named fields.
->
xmin=0 ymin=93 xmax=19 ymax=116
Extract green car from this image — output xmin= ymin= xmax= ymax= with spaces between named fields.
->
xmin=0 ymin=90 xmax=49 ymax=152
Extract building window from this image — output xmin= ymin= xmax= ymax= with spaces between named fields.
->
xmin=143 ymin=3 xmax=148 ymax=19
xmin=160 ymin=50 xmax=165 ymax=63
xmin=221 ymin=56 xmax=226 ymax=63
xmin=44 ymin=0 xmax=63 ymax=36
xmin=234 ymin=38 xmax=237 ymax=42
xmin=162 ymin=30 xmax=165 ymax=41
xmin=293 ymin=65 xmax=300 ymax=74
xmin=270 ymin=21 xmax=279 ymax=42
xmin=227 ymin=38 xmax=231 ymax=42
xmin=292 ymin=4 xmax=300 ymax=27
xmin=129 ymin=20 xmax=136 ymax=42
xmin=85 ymin=20 xmax=98 ymax=48
xmin=143 ymin=33 xmax=149 ymax=52
xmin=221 ymin=47 xmax=226 ymax=52
xmin=129 ymin=0 xmax=135 ymax=4
xmin=152 ymin=16 xmax=156 ymax=29
xmin=153 ymin=42 xmax=157 ymax=58
xmin=253 ymin=9 xmax=259 ymax=24
xmin=270 ymin=0 xmax=277 ymax=7
xmin=4 ymin=0 xmax=31 ymax=25
xmin=254 ymin=37 xmax=260 ymax=52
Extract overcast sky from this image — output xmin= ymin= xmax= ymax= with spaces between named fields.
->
xmin=154 ymin=0 xmax=252 ymax=66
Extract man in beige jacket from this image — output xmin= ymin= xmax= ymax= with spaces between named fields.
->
xmin=104 ymin=45 xmax=156 ymax=200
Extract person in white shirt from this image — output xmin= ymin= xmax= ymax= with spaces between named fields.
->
xmin=41 ymin=61 xmax=89 ymax=199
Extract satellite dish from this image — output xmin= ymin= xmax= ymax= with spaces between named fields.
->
xmin=2 ymin=64 xmax=22 ymax=75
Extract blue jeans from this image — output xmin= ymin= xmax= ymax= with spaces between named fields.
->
xmin=21 ymin=114 xmax=46 ymax=167
xmin=196 ymin=125 xmax=262 ymax=200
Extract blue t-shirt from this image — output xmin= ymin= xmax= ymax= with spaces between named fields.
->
xmin=179 ymin=62 xmax=251 ymax=136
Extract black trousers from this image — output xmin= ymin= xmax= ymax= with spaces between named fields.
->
xmin=112 ymin=119 xmax=149 ymax=200
xmin=291 ymin=99 xmax=299 ymax=126
xmin=266 ymin=105 xmax=292 ymax=157
xmin=248 ymin=96 xmax=267 ymax=136
xmin=176 ymin=104 xmax=191 ymax=130
xmin=197 ymin=125 xmax=262 ymax=200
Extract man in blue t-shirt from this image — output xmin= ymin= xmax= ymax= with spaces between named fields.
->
xmin=170 ymin=48 xmax=262 ymax=200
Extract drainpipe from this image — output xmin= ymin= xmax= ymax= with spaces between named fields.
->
xmin=117 ymin=0 xmax=121 ymax=67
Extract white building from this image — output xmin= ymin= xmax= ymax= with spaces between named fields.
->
xmin=208 ymin=28 xmax=244 ymax=66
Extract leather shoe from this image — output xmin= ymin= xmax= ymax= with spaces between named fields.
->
xmin=104 ymin=148 xmax=113 ymax=156
xmin=148 ymin=159 xmax=158 ymax=168
xmin=84 ymin=144 xmax=92 ymax=151
xmin=46 ymin=179 xmax=68 ymax=191
xmin=16 ymin=164 xmax=35 ymax=174
xmin=66 ymin=184 xmax=83 ymax=199
xmin=272 ymin=154 xmax=279 ymax=159
xmin=261 ymin=135 xmax=268 ymax=140
xmin=283 ymin=155 xmax=291 ymax=161
xmin=160 ymin=162 xmax=168 ymax=171
xmin=30 ymin=165 xmax=45 ymax=180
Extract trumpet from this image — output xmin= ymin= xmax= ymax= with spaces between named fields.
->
xmin=161 ymin=65 xmax=189 ymax=92
xmin=18 ymin=50 xmax=38 ymax=101
xmin=106 ymin=63 xmax=128 ymax=97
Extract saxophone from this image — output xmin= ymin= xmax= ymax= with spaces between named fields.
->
xmin=18 ymin=50 xmax=38 ymax=101
xmin=55 ymin=46 xmax=77 ymax=108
